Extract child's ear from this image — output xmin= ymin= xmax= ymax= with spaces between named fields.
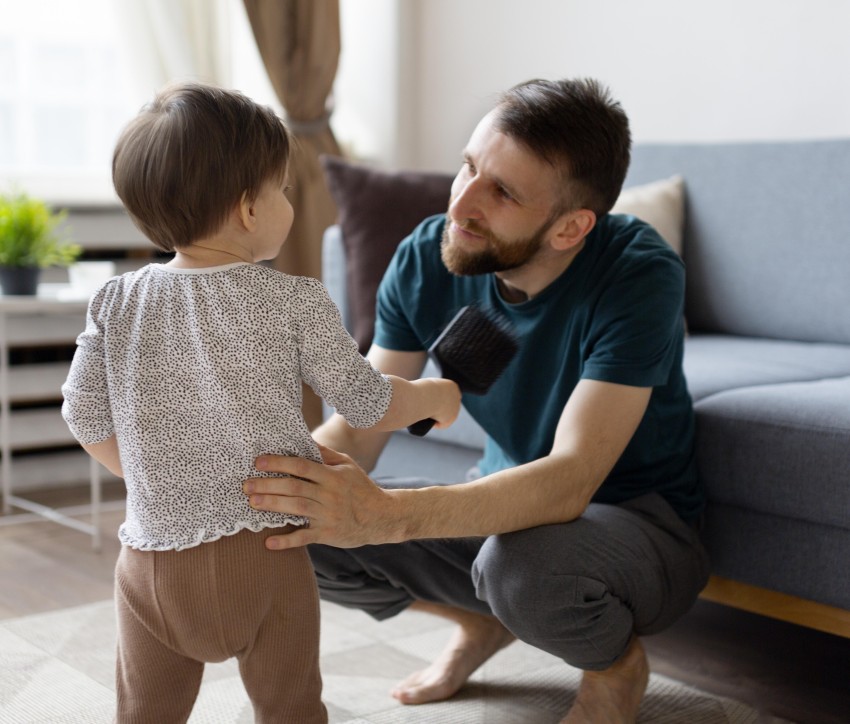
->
xmin=236 ymin=190 xmax=256 ymax=231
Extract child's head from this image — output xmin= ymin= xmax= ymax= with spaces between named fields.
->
xmin=113 ymin=81 xmax=292 ymax=252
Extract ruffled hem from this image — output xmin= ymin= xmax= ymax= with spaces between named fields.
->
xmin=120 ymin=516 xmax=309 ymax=552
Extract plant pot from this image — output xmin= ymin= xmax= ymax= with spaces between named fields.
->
xmin=0 ymin=266 xmax=41 ymax=295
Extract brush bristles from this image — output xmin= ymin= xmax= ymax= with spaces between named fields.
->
xmin=433 ymin=306 xmax=518 ymax=394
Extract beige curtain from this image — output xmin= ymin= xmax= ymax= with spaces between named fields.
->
xmin=242 ymin=0 xmax=342 ymax=428
xmin=242 ymin=0 xmax=341 ymax=283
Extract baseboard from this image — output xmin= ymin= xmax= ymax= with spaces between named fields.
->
xmin=700 ymin=575 xmax=850 ymax=639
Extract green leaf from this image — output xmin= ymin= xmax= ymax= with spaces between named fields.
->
xmin=0 ymin=192 xmax=81 ymax=268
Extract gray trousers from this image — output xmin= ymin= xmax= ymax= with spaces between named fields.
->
xmin=308 ymin=480 xmax=710 ymax=671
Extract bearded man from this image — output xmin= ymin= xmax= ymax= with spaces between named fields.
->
xmin=244 ymin=78 xmax=709 ymax=723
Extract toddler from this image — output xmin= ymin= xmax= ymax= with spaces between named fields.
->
xmin=61 ymin=81 xmax=460 ymax=723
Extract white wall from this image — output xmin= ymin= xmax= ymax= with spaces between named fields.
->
xmin=333 ymin=0 xmax=410 ymax=164
xmin=337 ymin=0 xmax=850 ymax=172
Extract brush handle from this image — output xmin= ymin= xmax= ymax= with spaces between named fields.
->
xmin=408 ymin=417 xmax=437 ymax=437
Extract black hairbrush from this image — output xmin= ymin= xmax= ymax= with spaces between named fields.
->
xmin=408 ymin=305 xmax=519 ymax=437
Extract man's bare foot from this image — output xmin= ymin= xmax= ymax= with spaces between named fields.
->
xmin=391 ymin=601 xmax=515 ymax=705
xmin=561 ymin=636 xmax=650 ymax=724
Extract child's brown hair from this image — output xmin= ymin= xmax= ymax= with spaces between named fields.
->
xmin=113 ymin=82 xmax=291 ymax=251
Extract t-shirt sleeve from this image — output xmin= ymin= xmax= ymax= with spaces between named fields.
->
xmin=295 ymin=277 xmax=393 ymax=428
xmin=581 ymin=247 xmax=686 ymax=388
xmin=61 ymin=284 xmax=116 ymax=444
xmin=373 ymin=235 xmax=428 ymax=352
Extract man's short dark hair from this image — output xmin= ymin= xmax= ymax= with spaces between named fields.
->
xmin=112 ymin=82 xmax=291 ymax=251
xmin=493 ymin=78 xmax=631 ymax=217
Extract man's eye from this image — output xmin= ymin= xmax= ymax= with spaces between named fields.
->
xmin=463 ymin=160 xmax=476 ymax=175
xmin=497 ymin=186 xmax=513 ymax=200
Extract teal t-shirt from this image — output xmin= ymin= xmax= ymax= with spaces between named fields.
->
xmin=374 ymin=213 xmax=704 ymax=522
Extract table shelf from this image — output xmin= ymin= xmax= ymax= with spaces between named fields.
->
xmin=1 ymin=290 xmax=100 ymax=548
xmin=7 ymin=362 xmax=71 ymax=404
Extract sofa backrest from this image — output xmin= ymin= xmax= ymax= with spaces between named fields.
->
xmin=625 ymin=140 xmax=850 ymax=344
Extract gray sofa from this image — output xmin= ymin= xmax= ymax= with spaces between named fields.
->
xmin=320 ymin=139 xmax=850 ymax=636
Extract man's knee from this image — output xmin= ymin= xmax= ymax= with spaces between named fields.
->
xmin=471 ymin=527 xmax=634 ymax=670
xmin=307 ymin=544 xmax=412 ymax=620
xmin=471 ymin=522 xmax=602 ymax=611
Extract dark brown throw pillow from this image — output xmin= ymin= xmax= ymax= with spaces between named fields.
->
xmin=320 ymin=155 xmax=453 ymax=353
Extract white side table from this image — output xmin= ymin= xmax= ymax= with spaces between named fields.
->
xmin=0 ymin=284 xmax=103 ymax=550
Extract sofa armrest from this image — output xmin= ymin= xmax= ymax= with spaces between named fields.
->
xmin=322 ymin=224 xmax=350 ymax=330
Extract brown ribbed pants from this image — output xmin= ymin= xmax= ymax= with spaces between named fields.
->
xmin=114 ymin=527 xmax=327 ymax=723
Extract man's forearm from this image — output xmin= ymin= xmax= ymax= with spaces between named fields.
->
xmin=385 ymin=452 xmax=599 ymax=541
xmin=245 ymin=444 xmax=602 ymax=550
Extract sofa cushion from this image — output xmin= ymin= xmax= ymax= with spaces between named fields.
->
xmin=684 ymin=335 xmax=850 ymax=401
xmin=320 ymin=155 xmax=453 ymax=353
xmin=611 ymin=175 xmax=685 ymax=255
xmin=694 ymin=376 xmax=850 ymax=530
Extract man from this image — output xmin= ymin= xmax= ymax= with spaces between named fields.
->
xmin=244 ymin=78 xmax=709 ymax=723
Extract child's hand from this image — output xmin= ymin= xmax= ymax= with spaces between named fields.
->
xmin=430 ymin=379 xmax=462 ymax=429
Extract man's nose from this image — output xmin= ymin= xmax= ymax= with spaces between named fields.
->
xmin=449 ymin=177 xmax=483 ymax=221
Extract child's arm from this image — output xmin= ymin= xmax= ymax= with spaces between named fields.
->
xmin=368 ymin=376 xmax=461 ymax=432
xmin=81 ymin=435 xmax=124 ymax=478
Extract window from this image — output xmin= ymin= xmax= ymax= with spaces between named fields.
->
xmin=0 ymin=0 xmax=143 ymax=204
xmin=0 ymin=0 xmax=294 ymax=205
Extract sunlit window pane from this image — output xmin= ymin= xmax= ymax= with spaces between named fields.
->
xmin=0 ymin=0 xmax=138 ymax=201
xmin=91 ymin=46 xmax=124 ymax=92
xmin=30 ymin=44 xmax=88 ymax=95
xmin=0 ymin=0 xmax=281 ymax=203
xmin=0 ymin=103 xmax=14 ymax=166
xmin=0 ymin=39 xmax=15 ymax=90
xmin=32 ymin=106 xmax=88 ymax=168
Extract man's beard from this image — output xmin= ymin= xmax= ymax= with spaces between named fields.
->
xmin=440 ymin=215 xmax=554 ymax=276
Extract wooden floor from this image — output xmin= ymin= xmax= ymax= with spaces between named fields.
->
xmin=2 ymin=482 xmax=848 ymax=724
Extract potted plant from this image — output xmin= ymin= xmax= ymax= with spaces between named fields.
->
xmin=0 ymin=192 xmax=81 ymax=295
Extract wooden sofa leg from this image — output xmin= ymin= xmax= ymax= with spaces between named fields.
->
xmin=699 ymin=575 xmax=850 ymax=639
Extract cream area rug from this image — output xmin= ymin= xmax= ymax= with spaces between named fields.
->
xmin=0 ymin=599 xmax=791 ymax=723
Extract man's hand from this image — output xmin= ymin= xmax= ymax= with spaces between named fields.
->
xmin=244 ymin=444 xmax=403 ymax=550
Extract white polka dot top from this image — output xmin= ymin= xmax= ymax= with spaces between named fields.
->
xmin=61 ymin=263 xmax=393 ymax=551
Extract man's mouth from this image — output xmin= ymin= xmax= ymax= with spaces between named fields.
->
xmin=451 ymin=221 xmax=488 ymax=243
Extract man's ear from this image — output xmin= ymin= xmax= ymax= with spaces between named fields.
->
xmin=550 ymin=208 xmax=596 ymax=251
xmin=236 ymin=190 xmax=256 ymax=231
